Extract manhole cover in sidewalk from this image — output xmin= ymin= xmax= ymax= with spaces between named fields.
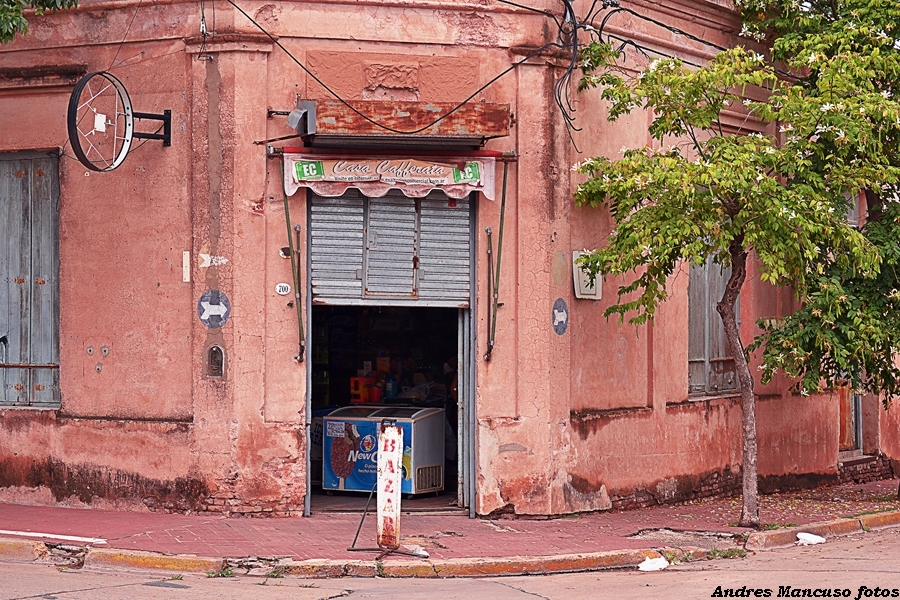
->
xmin=628 ymin=528 xmax=743 ymax=550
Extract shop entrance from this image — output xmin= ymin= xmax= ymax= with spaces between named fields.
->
xmin=304 ymin=189 xmax=475 ymax=515
xmin=308 ymin=305 xmax=466 ymax=512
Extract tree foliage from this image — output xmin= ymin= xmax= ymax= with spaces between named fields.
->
xmin=739 ymin=0 xmax=900 ymax=403
xmin=575 ymin=45 xmax=891 ymax=325
xmin=575 ymin=2 xmax=900 ymax=524
xmin=0 ymin=0 xmax=77 ymax=44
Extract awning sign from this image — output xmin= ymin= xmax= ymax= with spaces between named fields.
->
xmin=296 ymin=160 xmax=326 ymax=180
xmin=284 ymin=154 xmax=495 ymax=200
xmin=453 ymin=161 xmax=480 ymax=184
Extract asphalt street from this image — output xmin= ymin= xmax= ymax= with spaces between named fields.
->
xmin=2 ymin=527 xmax=899 ymax=600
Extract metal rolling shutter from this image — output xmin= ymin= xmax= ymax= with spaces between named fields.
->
xmin=309 ymin=192 xmax=365 ymax=301
xmin=365 ymin=193 xmax=418 ymax=297
xmin=418 ymin=193 xmax=470 ymax=303
xmin=309 ymin=191 xmax=471 ymax=307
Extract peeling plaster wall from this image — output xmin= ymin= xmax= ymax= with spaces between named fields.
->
xmin=1 ymin=0 xmax=898 ymax=517
xmin=0 ymin=0 xmax=538 ymax=515
xmin=538 ymin=0 xmax=900 ymax=516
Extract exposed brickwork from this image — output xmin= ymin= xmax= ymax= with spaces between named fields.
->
xmin=609 ymin=457 xmax=897 ymax=512
xmin=609 ymin=469 xmax=742 ymax=511
xmin=837 ymin=454 xmax=897 ymax=486
xmin=198 ymin=491 xmax=304 ymax=517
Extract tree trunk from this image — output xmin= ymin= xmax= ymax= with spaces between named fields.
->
xmin=716 ymin=236 xmax=760 ymax=528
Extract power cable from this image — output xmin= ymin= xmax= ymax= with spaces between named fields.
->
xmin=225 ymin=0 xmax=561 ymax=136
xmin=109 ymin=0 xmax=144 ymax=70
xmin=58 ymin=0 xmax=144 ymax=158
xmin=588 ymin=3 xmax=797 ymax=80
xmin=496 ymin=0 xmax=562 ymax=29
xmin=107 ymin=47 xmax=188 ymax=72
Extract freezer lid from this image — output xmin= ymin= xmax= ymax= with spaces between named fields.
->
xmin=324 ymin=406 xmax=383 ymax=418
xmin=371 ymin=406 xmax=444 ymax=420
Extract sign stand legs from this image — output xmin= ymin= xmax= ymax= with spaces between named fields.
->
xmin=346 ymin=423 xmax=423 ymax=559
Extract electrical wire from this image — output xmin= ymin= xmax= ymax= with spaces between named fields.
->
xmin=57 ymin=0 xmax=144 ymax=157
xmin=496 ymin=0 xmax=562 ymax=29
xmin=109 ymin=0 xmax=144 ymax=70
xmin=130 ymin=123 xmax=165 ymax=152
xmin=107 ymin=47 xmax=188 ymax=72
xmin=588 ymin=3 xmax=797 ymax=80
xmin=594 ymin=5 xmax=729 ymax=53
xmin=197 ymin=0 xmax=214 ymax=60
xmin=221 ymin=0 xmax=761 ymax=146
xmin=225 ymin=0 xmax=561 ymax=136
xmin=64 ymin=0 xmax=791 ymax=161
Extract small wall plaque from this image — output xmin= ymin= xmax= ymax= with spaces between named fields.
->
xmin=573 ymin=251 xmax=601 ymax=300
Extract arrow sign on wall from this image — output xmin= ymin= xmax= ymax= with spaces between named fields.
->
xmin=197 ymin=290 xmax=231 ymax=328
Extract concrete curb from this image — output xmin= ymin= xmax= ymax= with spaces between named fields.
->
xmin=745 ymin=510 xmax=900 ymax=551
xmin=0 ymin=538 xmax=49 ymax=563
xmin=0 ymin=538 xmax=668 ymax=578
xmin=278 ymin=548 xmax=667 ymax=579
xmin=83 ymin=549 xmax=224 ymax=574
xmin=858 ymin=510 xmax=900 ymax=531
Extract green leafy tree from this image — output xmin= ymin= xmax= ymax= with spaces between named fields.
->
xmin=739 ymin=1 xmax=900 ymax=405
xmin=1 ymin=0 xmax=77 ymax=44
xmin=576 ymin=32 xmax=899 ymax=525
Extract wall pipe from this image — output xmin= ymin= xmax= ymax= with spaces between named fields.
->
xmin=280 ymin=160 xmax=306 ymax=363
xmin=484 ymin=158 xmax=510 ymax=361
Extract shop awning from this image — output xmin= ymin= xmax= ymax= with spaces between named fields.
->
xmin=282 ymin=153 xmax=497 ymax=200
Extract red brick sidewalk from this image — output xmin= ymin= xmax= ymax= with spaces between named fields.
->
xmin=0 ymin=479 xmax=897 ymax=572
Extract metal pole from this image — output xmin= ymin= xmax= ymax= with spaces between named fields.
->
xmin=484 ymin=227 xmax=494 ymax=360
xmin=484 ymin=160 xmax=509 ymax=361
xmin=280 ymin=160 xmax=306 ymax=362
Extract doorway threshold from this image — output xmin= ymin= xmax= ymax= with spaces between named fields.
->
xmin=838 ymin=453 xmax=876 ymax=467
xmin=310 ymin=489 xmax=467 ymax=516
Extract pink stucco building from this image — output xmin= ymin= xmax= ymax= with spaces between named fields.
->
xmin=1 ymin=0 xmax=897 ymax=518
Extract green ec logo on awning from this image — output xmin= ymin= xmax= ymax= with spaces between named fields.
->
xmin=295 ymin=160 xmax=325 ymax=181
xmin=452 ymin=162 xmax=480 ymax=184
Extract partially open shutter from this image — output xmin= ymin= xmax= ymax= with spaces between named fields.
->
xmin=29 ymin=157 xmax=60 ymax=406
xmin=310 ymin=191 xmax=471 ymax=307
xmin=687 ymin=262 xmax=707 ymax=395
xmin=707 ymin=263 xmax=737 ymax=393
xmin=309 ymin=193 xmax=365 ymax=302
xmin=419 ymin=193 xmax=470 ymax=304
xmin=364 ymin=193 xmax=417 ymax=297
xmin=0 ymin=159 xmax=30 ymax=405
xmin=688 ymin=258 xmax=737 ymax=396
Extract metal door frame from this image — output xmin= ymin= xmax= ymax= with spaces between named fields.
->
xmin=303 ymin=190 xmax=477 ymax=517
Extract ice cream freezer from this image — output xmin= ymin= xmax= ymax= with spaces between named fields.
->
xmin=322 ymin=406 xmax=445 ymax=494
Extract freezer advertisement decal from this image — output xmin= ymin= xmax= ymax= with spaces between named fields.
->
xmin=323 ymin=420 xmax=413 ymax=492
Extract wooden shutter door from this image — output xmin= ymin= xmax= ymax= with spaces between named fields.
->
xmin=0 ymin=154 xmax=59 ymax=406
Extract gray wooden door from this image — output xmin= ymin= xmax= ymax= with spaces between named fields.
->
xmin=688 ymin=257 xmax=737 ymax=396
xmin=309 ymin=191 xmax=471 ymax=307
xmin=0 ymin=153 xmax=60 ymax=407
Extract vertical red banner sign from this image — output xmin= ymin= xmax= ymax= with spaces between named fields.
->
xmin=377 ymin=424 xmax=403 ymax=549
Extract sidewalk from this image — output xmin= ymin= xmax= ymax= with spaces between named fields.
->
xmin=1 ymin=478 xmax=898 ymax=577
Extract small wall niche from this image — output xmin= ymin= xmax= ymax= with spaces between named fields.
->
xmin=207 ymin=345 xmax=225 ymax=378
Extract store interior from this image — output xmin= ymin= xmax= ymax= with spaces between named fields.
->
xmin=309 ymin=305 xmax=464 ymax=513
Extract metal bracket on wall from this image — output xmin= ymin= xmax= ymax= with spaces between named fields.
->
xmin=484 ymin=158 xmax=512 ymax=361
xmin=133 ymin=110 xmax=172 ymax=146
